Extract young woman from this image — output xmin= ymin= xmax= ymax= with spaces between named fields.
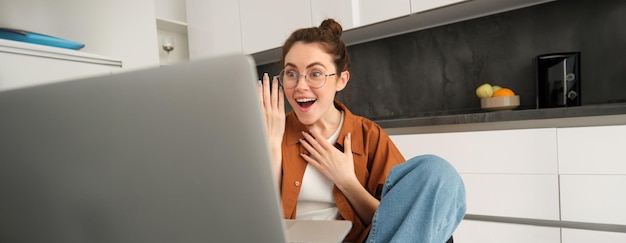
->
xmin=258 ymin=19 xmax=466 ymax=243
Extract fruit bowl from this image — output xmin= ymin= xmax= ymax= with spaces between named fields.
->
xmin=481 ymin=95 xmax=520 ymax=111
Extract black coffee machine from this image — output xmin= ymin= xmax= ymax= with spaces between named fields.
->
xmin=536 ymin=52 xmax=581 ymax=108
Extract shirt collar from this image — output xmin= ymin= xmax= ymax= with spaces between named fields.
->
xmin=284 ymin=100 xmax=364 ymax=156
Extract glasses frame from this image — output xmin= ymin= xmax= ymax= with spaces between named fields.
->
xmin=276 ymin=69 xmax=337 ymax=89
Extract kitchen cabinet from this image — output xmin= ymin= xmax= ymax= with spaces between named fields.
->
xmin=557 ymin=125 xmax=626 ymax=174
xmin=239 ymin=0 xmax=313 ymax=54
xmin=560 ymin=175 xmax=626 ymax=225
xmin=411 ymin=0 xmax=469 ymax=14
xmin=310 ymin=1 xmax=356 ymax=31
xmin=155 ymin=0 xmax=187 ymax=22
xmin=356 ymin=0 xmax=411 ymax=26
xmin=185 ymin=0 xmax=554 ymax=64
xmin=390 ymin=128 xmax=558 ymax=174
xmin=454 ymin=220 xmax=561 ymax=243
xmin=557 ymin=125 xmax=626 ymax=226
xmin=561 ymin=228 xmax=626 ymax=243
xmin=267 ymin=0 xmax=555 ymax=64
xmin=185 ymin=0 xmax=242 ymax=60
xmin=0 ymin=39 xmax=121 ymax=91
xmin=240 ymin=0 xmax=412 ymax=54
xmin=186 ymin=0 xmax=312 ymax=59
xmin=388 ymin=123 xmax=626 ymax=241
xmin=390 ymin=128 xmax=560 ymax=220
xmin=0 ymin=0 xmax=159 ymax=71
xmin=311 ymin=0 xmax=411 ymax=30
xmin=461 ymin=174 xmax=559 ymax=220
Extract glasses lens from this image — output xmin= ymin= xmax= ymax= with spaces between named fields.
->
xmin=277 ymin=70 xmax=287 ymax=87
xmin=307 ymin=70 xmax=325 ymax=88
xmin=278 ymin=70 xmax=296 ymax=88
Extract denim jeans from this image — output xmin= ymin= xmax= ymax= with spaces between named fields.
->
xmin=366 ymin=154 xmax=466 ymax=243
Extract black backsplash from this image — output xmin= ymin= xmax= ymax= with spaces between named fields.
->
xmin=257 ymin=0 xmax=626 ymax=121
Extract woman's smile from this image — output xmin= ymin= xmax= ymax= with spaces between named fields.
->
xmin=296 ymin=97 xmax=317 ymax=109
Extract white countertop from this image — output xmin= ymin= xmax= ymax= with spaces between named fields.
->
xmin=380 ymin=103 xmax=626 ymax=135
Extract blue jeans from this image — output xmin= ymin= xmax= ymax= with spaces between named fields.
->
xmin=366 ymin=154 xmax=466 ymax=243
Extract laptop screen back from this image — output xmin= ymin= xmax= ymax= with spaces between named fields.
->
xmin=0 ymin=54 xmax=287 ymax=243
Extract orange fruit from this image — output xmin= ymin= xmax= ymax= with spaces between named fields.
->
xmin=492 ymin=88 xmax=515 ymax=97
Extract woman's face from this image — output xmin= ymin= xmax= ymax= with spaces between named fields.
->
xmin=283 ymin=42 xmax=349 ymax=126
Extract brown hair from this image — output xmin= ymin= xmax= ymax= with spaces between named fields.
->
xmin=281 ymin=19 xmax=351 ymax=72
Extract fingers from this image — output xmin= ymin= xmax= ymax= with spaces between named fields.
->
xmin=274 ymin=76 xmax=285 ymax=111
xmin=300 ymin=131 xmax=322 ymax=160
xmin=262 ymin=73 xmax=271 ymax=109
xmin=271 ymin=75 xmax=279 ymax=109
xmin=299 ymin=131 xmax=354 ymax=184
xmin=301 ymin=130 xmax=330 ymax=152
xmin=270 ymin=75 xmax=284 ymax=112
xmin=258 ymin=73 xmax=283 ymax=111
xmin=344 ymin=133 xmax=352 ymax=155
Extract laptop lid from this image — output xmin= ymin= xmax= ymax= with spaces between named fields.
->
xmin=0 ymin=54 xmax=287 ymax=242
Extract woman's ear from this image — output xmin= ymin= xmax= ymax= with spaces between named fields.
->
xmin=335 ymin=71 xmax=350 ymax=92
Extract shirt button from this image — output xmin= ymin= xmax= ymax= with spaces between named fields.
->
xmin=294 ymin=181 xmax=301 ymax=187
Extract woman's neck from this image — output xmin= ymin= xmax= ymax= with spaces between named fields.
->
xmin=306 ymin=107 xmax=342 ymax=139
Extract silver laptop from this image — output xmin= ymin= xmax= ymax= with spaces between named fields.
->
xmin=0 ymin=54 xmax=350 ymax=243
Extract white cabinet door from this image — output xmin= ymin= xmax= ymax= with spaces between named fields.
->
xmin=0 ymin=0 xmax=159 ymax=71
xmin=557 ymin=125 xmax=626 ymax=174
xmin=390 ymin=129 xmax=560 ymax=220
xmin=0 ymin=40 xmax=121 ymax=91
xmin=311 ymin=0 xmax=410 ymax=30
xmin=155 ymin=0 xmax=187 ymax=22
xmin=186 ymin=0 xmax=242 ymax=60
xmin=410 ymin=0 xmax=469 ymax=13
xmin=454 ymin=220 xmax=561 ymax=243
xmin=0 ymin=53 xmax=116 ymax=91
xmin=462 ymin=174 xmax=560 ymax=220
xmin=310 ymin=1 xmax=356 ymax=30
xmin=390 ymin=128 xmax=558 ymax=174
xmin=562 ymin=228 xmax=626 ymax=243
xmin=356 ymin=0 xmax=411 ymax=26
xmin=239 ymin=0 xmax=312 ymax=54
xmin=560 ymin=175 xmax=626 ymax=225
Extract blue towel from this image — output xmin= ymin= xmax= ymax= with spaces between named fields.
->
xmin=0 ymin=28 xmax=85 ymax=50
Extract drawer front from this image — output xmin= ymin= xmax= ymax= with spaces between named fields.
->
xmin=560 ymin=175 xmax=626 ymax=225
xmin=462 ymin=174 xmax=560 ymax=220
xmin=390 ymin=128 xmax=558 ymax=174
xmin=562 ymin=228 xmax=626 ymax=243
xmin=454 ymin=220 xmax=561 ymax=243
xmin=557 ymin=125 xmax=626 ymax=174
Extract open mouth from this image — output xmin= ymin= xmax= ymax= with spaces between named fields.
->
xmin=296 ymin=98 xmax=317 ymax=108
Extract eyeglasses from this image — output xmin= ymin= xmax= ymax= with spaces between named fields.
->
xmin=277 ymin=69 xmax=337 ymax=89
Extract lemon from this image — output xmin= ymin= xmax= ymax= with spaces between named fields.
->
xmin=475 ymin=83 xmax=493 ymax=99
xmin=492 ymin=85 xmax=502 ymax=93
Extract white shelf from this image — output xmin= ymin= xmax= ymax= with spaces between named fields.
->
xmin=156 ymin=17 xmax=188 ymax=34
xmin=0 ymin=39 xmax=122 ymax=67
xmin=0 ymin=38 xmax=123 ymax=92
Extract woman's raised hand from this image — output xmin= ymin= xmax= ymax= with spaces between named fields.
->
xmin=258 ymin=73 xmax=285 ymax=184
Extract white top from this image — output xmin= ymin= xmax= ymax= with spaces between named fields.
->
xmin=296 ymin=111 xmax=345 ymax=220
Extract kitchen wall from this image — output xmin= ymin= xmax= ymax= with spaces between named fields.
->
xmin=257 ymin=0 xmax=626 ymax=121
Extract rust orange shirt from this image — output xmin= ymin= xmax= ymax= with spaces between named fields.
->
xmin=280 ymin=100 xmax=406 ymax=242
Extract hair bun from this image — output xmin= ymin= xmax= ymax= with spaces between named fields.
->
xmin=319 ymin=19 xmax=343 ymax=39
